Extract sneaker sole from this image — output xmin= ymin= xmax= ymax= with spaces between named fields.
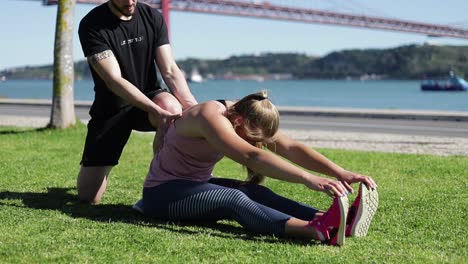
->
xmin=132 ymin=199 xmax=144 ymax=214
xmin=349 ymin=183 xmax=379 ymax=237
xmin=335 ymin=195 xmax=349 ymax=246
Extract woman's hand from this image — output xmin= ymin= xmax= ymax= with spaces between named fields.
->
xmin=337 ymin=170 xmax=377 ymax=193
xmin=305 ymin=176 xmax=349 ymax=197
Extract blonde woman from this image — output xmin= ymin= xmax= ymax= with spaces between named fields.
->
xmin=138 ymin=91 xmax=378 ymax=246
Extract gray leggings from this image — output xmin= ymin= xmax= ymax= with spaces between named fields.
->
xmin=142 ymin=178 xmax=319 ymax=236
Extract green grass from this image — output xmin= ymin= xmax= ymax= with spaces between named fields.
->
xmin=0 ymin=124 xmax=466 ymax=263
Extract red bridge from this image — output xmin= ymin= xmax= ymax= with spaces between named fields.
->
xmin=44 ymin=0 xmax=468 ymax=39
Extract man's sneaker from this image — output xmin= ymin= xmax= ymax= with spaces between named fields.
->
xmin=307 ymin=195 xmax=349 ymax=246
xmin=132 ymin=199 xmax=144 ymax=214
xmin=346 ymin=183 xmax=379 ymax=237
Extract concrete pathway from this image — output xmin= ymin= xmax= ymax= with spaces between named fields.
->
xmin=1 ymin=114 xmax=466 ymax=157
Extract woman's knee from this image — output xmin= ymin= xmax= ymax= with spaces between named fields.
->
xmin=214 ymin=189 xmax=252 ymax=210
xmin=228 ymin=189 xmax=251 ymax=202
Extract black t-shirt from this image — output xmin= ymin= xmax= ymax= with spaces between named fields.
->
xmin=78 ymin=2 xmax=169 ymax=118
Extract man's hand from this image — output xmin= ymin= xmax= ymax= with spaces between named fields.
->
xmin=148 ymin=109 xmax=181 ymax=129
xmin=149 ymin=110 xmax=182 ymax=151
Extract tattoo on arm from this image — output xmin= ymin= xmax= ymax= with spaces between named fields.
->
xmin=88 ymin=50 xmax=114 ymax=65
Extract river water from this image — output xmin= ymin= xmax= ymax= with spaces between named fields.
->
xmin=1 ymin=79 xmax=467 ymax=112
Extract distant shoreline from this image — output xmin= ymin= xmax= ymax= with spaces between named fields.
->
xmin=2 ymin=45 xmax=467 ymax=81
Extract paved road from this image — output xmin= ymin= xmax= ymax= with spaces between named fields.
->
xmin=0 ymin=103 xmax=91 ymax=118
xmin=2 ymin=102 xmax=467 ymax=138
xmin=280 ymin=115 xmax=468 ymax=138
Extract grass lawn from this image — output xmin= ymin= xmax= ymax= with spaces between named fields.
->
xmin=0 ymin=124 xmax=466 ymax=263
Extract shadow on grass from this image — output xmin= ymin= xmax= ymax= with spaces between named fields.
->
xmin=0 ymin=127 xmax=50 ymax=135
xmin=0 ymin=187 xmax=315 ymax=246
xmin=0 ymin=122 xmax=85 ymax=135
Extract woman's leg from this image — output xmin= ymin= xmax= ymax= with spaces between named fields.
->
xmin=143 ymin=180 xmax=346 ymax=244
xmin=209 ymin=178 xmax=322 ymax=221
xmin=143 ymin=180 xmax=293 ymax=236
xmin=285 ymin=218 xmax=319 ymax=239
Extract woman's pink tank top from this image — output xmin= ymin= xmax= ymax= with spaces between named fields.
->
xmin=144 ymin=123 xmax=224 ymax=188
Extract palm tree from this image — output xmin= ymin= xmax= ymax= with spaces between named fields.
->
xmin=49 ymin=0 xmax=76 ymax=128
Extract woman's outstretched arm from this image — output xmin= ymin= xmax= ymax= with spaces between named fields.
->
xmin=185 ymin=102 xmax=349 ymax=197
xmin=266 ymin=131 xmax=377 ymax=191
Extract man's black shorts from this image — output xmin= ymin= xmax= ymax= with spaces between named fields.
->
xmin=80 ymin=90 xmax=166 ymax=166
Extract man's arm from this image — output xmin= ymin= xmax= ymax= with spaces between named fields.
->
xmin=88 ymin=49 xmax=177 ymax=127
xmin=155 ymin=44 xmax=198 ymax=109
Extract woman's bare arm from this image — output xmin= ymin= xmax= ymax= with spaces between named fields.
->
xmin=173 ymin=102 xmax=348 ymax=197
xmin=266 ymin=131 xmax=377 ymax=190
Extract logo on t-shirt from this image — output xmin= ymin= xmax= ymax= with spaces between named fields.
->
xmin=121 ymin=36 xmax=144 ymax=46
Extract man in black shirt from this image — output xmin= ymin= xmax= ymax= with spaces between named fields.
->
xmin=78 ymin=0 xmax=197 ymax=203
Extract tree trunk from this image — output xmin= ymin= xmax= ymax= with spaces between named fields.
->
xmin=49 ymin=0 xmax=76 ymax=128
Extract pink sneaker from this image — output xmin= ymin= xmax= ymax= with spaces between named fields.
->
xmin=346 ymin=183 xmax=379 ymax=237
xmin=307 ymin=195 xmax=349 ymax=246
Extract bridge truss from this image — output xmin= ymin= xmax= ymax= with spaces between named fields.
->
xmin=44 ymin=0 xmax=468 ymax=39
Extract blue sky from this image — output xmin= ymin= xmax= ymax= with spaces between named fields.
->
xmin=1 ymin=0 xmax=467 ymax=70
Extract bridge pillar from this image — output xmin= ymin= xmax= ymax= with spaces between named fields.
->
xmin=161 ymin=0 xmax=170 ymax=39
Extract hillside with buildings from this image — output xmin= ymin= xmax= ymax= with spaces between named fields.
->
xmin=2 ymin=44 xmax=467 ymax=80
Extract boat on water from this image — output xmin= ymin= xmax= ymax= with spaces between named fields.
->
xmin=187 ymin=68 xmax=203 ymax=83
xmin=421 ymin=72 xmax=468 ymax=91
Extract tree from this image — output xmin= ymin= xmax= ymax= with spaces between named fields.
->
xmin=49 ymin=0 xmax=76 ymax=128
